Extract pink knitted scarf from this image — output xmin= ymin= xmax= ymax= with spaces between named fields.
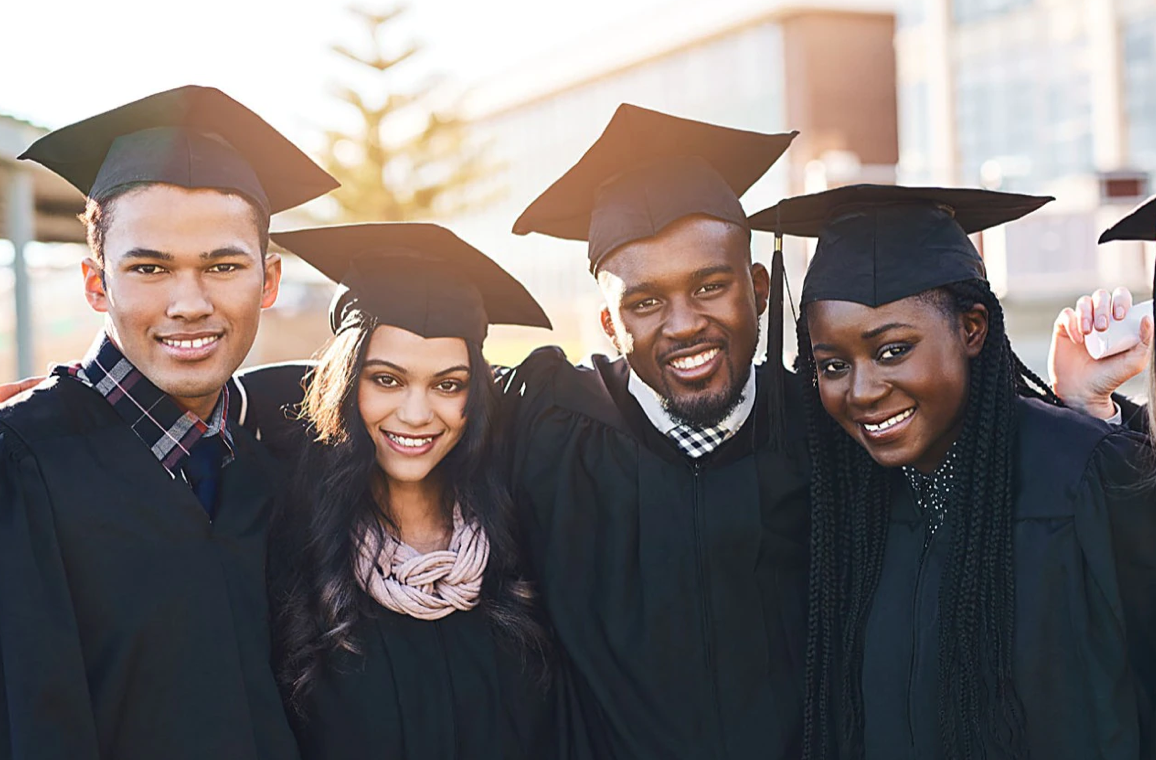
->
xmin=357 ymin=506 xmax=490 ymax=621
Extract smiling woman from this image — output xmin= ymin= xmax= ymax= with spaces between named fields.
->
xmin=241 ymin=223 xmax=584 ymax=760
xmin=752 ymin=185 xmax=1156 ymax=760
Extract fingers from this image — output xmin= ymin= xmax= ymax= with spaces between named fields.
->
xmin=1075 ymin=295 xmax=1094 ymax=335
xmin=1092 ymin=289 xmax=1112 ymax=332
xmin=1141 ymin=315 xmax=1153 ymax=347
xmin=1111 ymin=287 xmax=1134 ymax=321
xmin=1057 ymin=306 xmax=1084 ymax=344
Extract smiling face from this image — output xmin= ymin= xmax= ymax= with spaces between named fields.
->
xmin=597 ymin=215 xmax=768 ymax=427
xmin=83 ymin=184 xmax=278 ymax=420
xmin=357 ymin=325 xmax=471 ymax=487
xmin=806 ymin=293 xmax=988 ymax=472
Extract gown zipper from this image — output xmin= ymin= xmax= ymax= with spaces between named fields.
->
xmin=691 ymin=461 xmax=726 ymax=758
xmin=906 ymin=529 xmax=935 ymax=749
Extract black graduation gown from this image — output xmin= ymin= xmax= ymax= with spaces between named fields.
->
xmin=0 ymin=375 xmax=298 ymax=760
xmin=861 ymin=397 xmax=1156 ymax=760
xmin=500 ymin=348 xmax=811 ymax=760
xmin=289 ymin=602 xmax=574 ymax=760
xmin=232 ymin=366 xmax=589 ymax=760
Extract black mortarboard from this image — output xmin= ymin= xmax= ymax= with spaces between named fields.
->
xmin=749 ymin=184 xmax=1053 ymax=308
xmin=19 ymin=85 xmax=338 ymax=215
xmin=271 ymin=223 xmax=551 ymax=345
xmin=512 ymin=103 xmax=797 ymax=273
xmin=1098 ymin=194 xmax=1156 ymax=296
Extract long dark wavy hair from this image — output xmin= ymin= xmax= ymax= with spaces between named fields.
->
xmin=796 ymin=278 xmax=1062 ymax=760
xmin=272 ymin=309 xmax=550 ymax=711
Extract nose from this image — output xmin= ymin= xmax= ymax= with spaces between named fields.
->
xmin=396 ymin=388 xmax=435 ymax=428
xmin=848 ymin=364 xmax=889 ymax=408
xmin=166 ymin=272 xmax=214 ymax=321
xmin=662 ymin=298 xmax=710 ymax=342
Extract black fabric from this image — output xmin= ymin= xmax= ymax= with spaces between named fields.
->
xmin=1113 ymin=394 xmax=1151 ymax=436
xmin=270 ymin=223 xmax=551 ymax=340
xmin=748 ymin=184 xmax=1053 ymax=308
xmin=860 ymin=398 xmax=1156 ymax=760
xmin=498 ymin=347 xmax=811 ymax=759
xmin=511 ymin=103 xmax=796 ymax=272
xmin=18 ymin=85 xmax=337 ymax=214
xmin=284 ymin=602 xmax=582 ymax=760
xmin=0 ymin=375 xmax=298 ymax=760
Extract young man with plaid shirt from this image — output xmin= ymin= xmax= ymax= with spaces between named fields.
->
xmin=0 ymin=86 xmax=335 ymax=760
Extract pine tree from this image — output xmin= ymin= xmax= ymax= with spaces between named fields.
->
xmin=319 ymin=4 xmax=501 ymax=222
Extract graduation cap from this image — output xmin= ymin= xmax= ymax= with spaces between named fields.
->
xmin=271 ymin=223 xmax=551 ymax=346
xmin=19 ymin=85 xmax=338 ymax=215
xmin=749 ymin=184 xmax=1054 ymax=308
xmin=1098 ymin=194 xmax=1156 ymax=295
xmin=512 ymin=103 xmax=797 ymax=273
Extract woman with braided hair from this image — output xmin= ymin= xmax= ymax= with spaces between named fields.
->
xmin=751 ymin=186 xmax=1156 ymax=760
xmin=246 ymin=224 xmax=585 ymax=760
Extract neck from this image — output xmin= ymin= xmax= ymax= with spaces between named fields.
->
xmin=375 ymin=471 xmax=452 ymax=553
xmin=171 ymin=390 xmax=222 ymax=422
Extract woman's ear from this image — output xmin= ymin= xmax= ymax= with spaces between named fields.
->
xmin=960 ymin=303 xmax=989 ymax=359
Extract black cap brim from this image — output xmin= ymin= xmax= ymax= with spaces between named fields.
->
xmin=272 ymin=223 xmax=552 ymax=337
xmin=1099 ymin=195 xmax=1156 ymax=244
xmin=513 ymin=103 xmax=797 ymax=243
xmin=19 ymin=85 xmax=338 ymax=214
xmin=750 ymin=184 xmax=1053 ymax=236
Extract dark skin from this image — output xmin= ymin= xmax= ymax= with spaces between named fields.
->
xmin=807 ymin=294 xmax=988 ymax=473
xmin=597 ymin=215 xmax=769 ymax=427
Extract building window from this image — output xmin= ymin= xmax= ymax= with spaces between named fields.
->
xmin=953 ymin=0 xmax=1033 ymax=25
xmin=1125 ymin=15 xmax=1156 ymax=171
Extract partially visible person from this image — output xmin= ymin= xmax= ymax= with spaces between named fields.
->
xmin=1049 ymin=196 xmax=1156 ymax=433
xmin=0 ymin=86 xmax=337 ymax=759
xmin=752 ymin=185 xmax=1156 ymax=760
xmin=262 ymin=223 xmax=586 ymax=760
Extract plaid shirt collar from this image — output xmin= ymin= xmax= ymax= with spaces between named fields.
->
xmin=52 ymin=333 xmax=235 ymax=476
xmin=627 ymin=364 xmax=757 ymax=458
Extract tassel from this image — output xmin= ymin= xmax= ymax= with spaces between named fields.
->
xmin=768 ymin=230 xmax=786 ymax=451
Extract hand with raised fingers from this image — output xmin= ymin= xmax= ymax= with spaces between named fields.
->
xmin=1048 ymin=287 xmax=1152 ymax=419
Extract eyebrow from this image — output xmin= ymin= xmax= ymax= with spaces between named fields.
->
xmin=861 ymin=322 xmax=915 ymax=340
xmin=811 ymin=322 xmax=917 ymax=353
xmin=363 ymin=359 xmax=471 ymax=377
xmin=621 ymin=264 xmax=737 ymax=300
xmin=119 ymin=246 xmax=256 ymax=262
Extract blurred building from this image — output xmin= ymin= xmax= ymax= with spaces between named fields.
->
xmin=0 ymin=113 xmax=88 ymax=381
xmin=896 ymin=0 xmax=1156 ymax=308
xmin=452 ymin=0 xmax=899 ymax=362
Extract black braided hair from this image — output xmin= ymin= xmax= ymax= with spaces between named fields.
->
xmin=797 ymin=278 xmax=1060 ymax=760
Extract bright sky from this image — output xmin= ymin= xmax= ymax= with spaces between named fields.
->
xmin=0 ymin=0 xmax=677 ymax=151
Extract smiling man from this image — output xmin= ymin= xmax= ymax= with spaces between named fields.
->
xmin=0 ymin=86 xmax=336 ymax=759
xmin=498 ymin=105 xmax=810 ymax=759
xmin=191 ymin=104 xmax=811 ymax=759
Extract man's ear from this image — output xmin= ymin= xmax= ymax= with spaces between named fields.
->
xmin=751 ymin=262 xmax=770 ymax=315
xmin=82 ymin=257 xmax=109 ymax=313
xmin=600 ymin=307 xmax=622 ymax=353
xmin=261 ymin=252 xmax=282 ymax=309
xmin=961 ymin=303 xmax=989 ymax=359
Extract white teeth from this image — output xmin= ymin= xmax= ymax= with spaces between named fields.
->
xmin=670 ymin=348 xmax=720 ymax=370
xmin=386 ymin=432 xmax=436 ymax=448
xmin=863 ymin=408 xmax=914 ymax=432
xmin=161 ymin=335 xmax=220 ymax=350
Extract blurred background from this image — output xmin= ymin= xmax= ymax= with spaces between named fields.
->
xmin=2 ymin=0 xmax=1153 ymax=395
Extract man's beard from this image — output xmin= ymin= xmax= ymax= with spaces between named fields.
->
xmin=660 ymin=361 xmax=750 ymax=428
xmin=656 ymin=320 xmax=759 ymax=428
